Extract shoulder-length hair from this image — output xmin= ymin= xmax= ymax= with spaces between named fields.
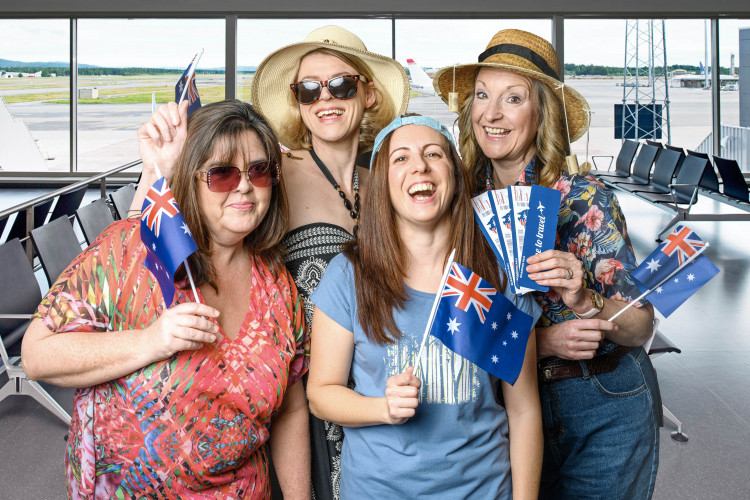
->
xmin=170 ymin=99 xmax=289 ymax=291
xmin=343 ymin=116 xmax=504 ymax=345
xmin=458 ymin=69 xmax=569 ymax=193
xmin=282 ymin=48 xmax=395 ymax=154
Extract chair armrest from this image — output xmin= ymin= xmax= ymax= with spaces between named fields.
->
xmin=668 ymin=183 xmax=700 ymax=209
xmin=0 ymin=314 xmax=33 ymax=320
xmin=592 ymin=155 xmax=614 ymax=171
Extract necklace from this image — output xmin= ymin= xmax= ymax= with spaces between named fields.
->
xmin=309 ymin=148 xmax=360 ymax=237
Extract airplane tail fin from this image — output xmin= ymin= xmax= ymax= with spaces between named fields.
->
xmin=406 ymin=59 xmax=436 ymax=96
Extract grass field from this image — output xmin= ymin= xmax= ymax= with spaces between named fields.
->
xmin=0 ymin=73 xmax=255 ymax=104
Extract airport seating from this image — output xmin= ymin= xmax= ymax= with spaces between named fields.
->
xmin=590 ymin=139 xmax=639 ymax=180
xmin=0 ymin=238 xmax=71 ymax=425
xmin=109 ymin=184 xmax=137 ymax=220
xmin=618 ymin=148 xmax=683 ymax=195
xmin=30 ymin=216 xmax=83 ymax=286
xmin=6 ymin=198 xmax=54 ymax=244
xmin=0 ymin=214 xmax=8 ymax=242
xmin=76 ymin=198 xmax=115 ymax=245
xmin=712 ymin=156 xmax=750 ymax=204
xmin=605 ymin=143 xmax=660 ymax=186
xmin=686 ymin=150 xmax=721 ymax=192
xmin=645 ymin=139 xmax=664 ymax=149
xmin=49 ymin=185 xmax=88 ymax=223
xmin=646 ymin=324 xmax=687 ymax=442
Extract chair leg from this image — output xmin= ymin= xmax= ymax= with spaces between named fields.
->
xmin=663 ymin=404 xmax=688 ymax=442
xmin=0 ymin=378 xmax=17 ymax=402
xmin=22 ymin=379 xmax=71 ymax=425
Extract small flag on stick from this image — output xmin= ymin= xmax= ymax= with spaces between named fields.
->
xmin=175 ymin=50 xmax=203 ymax=117
xmin=140 ymin=175 xmax=199 ymax=307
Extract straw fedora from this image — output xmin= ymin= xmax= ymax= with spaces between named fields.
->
xmin=433 ymin=29 xmax=590 ymax=143
xmin=251 ymin=25 xmax=410 ymax=148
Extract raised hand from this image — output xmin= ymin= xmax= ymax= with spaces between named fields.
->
xmin=137 ymin=100 xmax=189 ymax=182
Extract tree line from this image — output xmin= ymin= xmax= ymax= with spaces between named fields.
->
xmin=564 ymin=63 xmax=733 ymax=76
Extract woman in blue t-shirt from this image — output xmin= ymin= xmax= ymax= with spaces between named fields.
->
xmin=307 ymin=114 xmax=543 ymax=499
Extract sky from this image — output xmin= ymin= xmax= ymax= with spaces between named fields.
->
xmin=1 ymin=18 xmax=749 ymax=70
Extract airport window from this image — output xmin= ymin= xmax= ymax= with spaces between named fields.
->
xmin=237 ymin=18 xmax=393 ymax=103
xmin=564 ymin=19 xmax=713 ymax=162
xmin=76 ymin=18 xmax=225 ymax=172
xmin=719 ymin=19 xmax=748 ymax=170
xmin=0 ymin=19 xmax=70 ymax=173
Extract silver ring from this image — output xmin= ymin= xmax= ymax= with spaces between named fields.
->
xmin=565 ymin=268 xmax=574 ymax=280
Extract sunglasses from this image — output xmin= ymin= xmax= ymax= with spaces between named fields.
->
xmin=290 ymin=74 xmax=361 ymax=105
xmin=197 ymin=161 xmax=279 ymax=192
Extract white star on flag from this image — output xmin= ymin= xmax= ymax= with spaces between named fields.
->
xmin=152 ymin=243 xmax=157 ymax=251
xmin=503 ymin=341 xmax=507 ymax=346
xmin=645 ymin=258 xmax=661 ymax=273
xmin=674 ymin=278 xmax=679 ymax=283
xmin=491 ymin=355 xmax=499 ymax=363
xmin=181 ymin=222 xmax=192 ymax=236
xmin=687 ymin=273 xmax=695 ymax=281
xmin=491 ymin=322 xmax=497 ymax=330
xmin=511 ymin=331 xmax=518 ymax=339
xmin=506 ymin=313 xmax=512 ymax=320
xmin=656 ymin=286 xmax=663 ymax=293
xmin=447 ymin=317 xmax=461 ymax=334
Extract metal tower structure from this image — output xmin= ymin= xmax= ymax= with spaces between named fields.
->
xmin=621 ymin=20 xmax=671 ymax=143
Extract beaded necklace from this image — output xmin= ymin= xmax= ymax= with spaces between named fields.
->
xmin=309 ymin=148 xmax=360 ymax=237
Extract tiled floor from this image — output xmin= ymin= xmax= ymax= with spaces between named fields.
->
xmin=1 ymin=188 xmax=749 ymax=498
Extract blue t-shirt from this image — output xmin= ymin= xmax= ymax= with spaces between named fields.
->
xmin=311 ymin=254 xmax=542 ymax=499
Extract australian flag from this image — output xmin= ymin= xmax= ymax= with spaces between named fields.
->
xmin=632 ymin=225 xmax=719 ymax=317
xmin=140 ymin=177 xmax=198 ymax=307
xmin=175 ymin=54 xmax=201 ymax=116
xmin=430 ymin=262 xmax=534 ymax=385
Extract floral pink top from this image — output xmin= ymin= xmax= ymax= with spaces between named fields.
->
xmin=34 ymin=220 xmax=308 ymax=499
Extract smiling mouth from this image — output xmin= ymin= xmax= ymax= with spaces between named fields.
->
xmin=316 ymin=109 xmax=344 ymax=118
xmin=408 ymin=182 xmax=436 ymax=200
xmin=484 ymin=126 xmax=510 ymax=138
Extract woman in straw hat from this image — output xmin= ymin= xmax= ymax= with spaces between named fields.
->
xmin=250 ymin=26 xmax=408 ymax=499
xmin=434 ymin=29 xmax=660 ymax=499
xmin=307 ymin=114 xmax=543 ymax=499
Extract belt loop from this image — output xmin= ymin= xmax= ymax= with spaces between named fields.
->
xmin=579 ymin=360 xmax=591 ymax=380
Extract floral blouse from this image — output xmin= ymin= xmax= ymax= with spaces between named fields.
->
xmin=34 ymin=219 xmax=308 ymax=499
xmin=497 ymin=160 xmax=647 ymax=328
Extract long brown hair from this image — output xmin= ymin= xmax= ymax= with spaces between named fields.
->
xmin=458 ymin=69 xmax=569 ymax=193
xmin=282 ymin=48 xmax=395 ymax=153
xmin=343 ymin=117 xmax=504 ymax=345
xmin=170 ymin=100 xmax=289 ymax=291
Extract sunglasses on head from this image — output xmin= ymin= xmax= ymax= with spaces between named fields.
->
xmin=197 ymin=161 xmax=279 ymax=192
xmin=290 ymin=74 xmax=361 ymax=105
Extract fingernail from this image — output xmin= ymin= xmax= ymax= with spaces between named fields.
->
xmin=210 ymin=335 xmax=216 ymax=342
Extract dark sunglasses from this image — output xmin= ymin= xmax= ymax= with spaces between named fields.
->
xmin=197 ymin=161 xmax=279 ymax=192
xmin=290 ymin=74 xmax=361 ymax=105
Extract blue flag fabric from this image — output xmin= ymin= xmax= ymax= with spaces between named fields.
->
xmin=430 ymin=262 xmax=534 ymax=385
xmin=140 ymin=177 xmax=198 ymax=307
xmin=175 ymin=55 xmax=201 ymax=116
xmin=631 ymin=225 xmax=719 ymax=317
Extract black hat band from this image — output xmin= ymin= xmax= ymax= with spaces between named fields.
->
xmin=478 ymin=43 xmax=559 ymax=81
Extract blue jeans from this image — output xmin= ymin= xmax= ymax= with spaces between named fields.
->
xmin=538 ymin=345 xmax=660 ymax=500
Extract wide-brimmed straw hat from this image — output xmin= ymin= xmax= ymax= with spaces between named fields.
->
xmin=251 ymin=25 xmax=410 ymax=148
xmin=433 ymin=29 xmax=590 ymax=143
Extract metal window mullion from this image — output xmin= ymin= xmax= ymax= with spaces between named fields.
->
xmin=226 ymin=15 xmax=237 ymax=100
xmin=70 ymin=18 xmax=78 ymax=173
xmin=711 ymin=18 xmax=720 ymax=157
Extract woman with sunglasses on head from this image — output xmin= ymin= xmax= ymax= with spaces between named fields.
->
xmin=434 ymin=30 xmax=659 ymax=499
xmin=307 ymin=114 xmax=543 ymax=499
xmin=22 ymin=100 xmax=310 ymax=499
xmin=130 ymin=26 xmax=408 ymax=500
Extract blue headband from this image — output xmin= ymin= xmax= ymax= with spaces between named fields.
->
xmin=370 ymin=115 xmax=457 ymax=169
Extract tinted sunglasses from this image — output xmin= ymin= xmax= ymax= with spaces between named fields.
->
xmin=197 ymin=161 xmax=279 ymax=192
xmin=290 ymin=74 xmax=361 ymax=105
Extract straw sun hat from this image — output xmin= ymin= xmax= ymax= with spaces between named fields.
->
xmin=251 ymin=25 xmax=410 ymax=148
xmin=433 ymin=29 xmax=590 ymax=143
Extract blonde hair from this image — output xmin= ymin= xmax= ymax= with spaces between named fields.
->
xmin=282 ymin=48 xmax=395 ymax=153
xmin=458 ymin=69 xmax=569 ymax=192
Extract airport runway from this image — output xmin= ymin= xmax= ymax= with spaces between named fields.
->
xmin=2 ymin=79 xmax=743 ymax=172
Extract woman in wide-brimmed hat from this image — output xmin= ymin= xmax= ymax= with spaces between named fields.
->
xmin=434 ymin=29 xmax=660 ymax=499
xmin=251 ymin=25 xmax=408 ymax=500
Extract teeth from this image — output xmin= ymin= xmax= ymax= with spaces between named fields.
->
xmin=408 ymin=183 xmax=435 ymax=196
xmin=484 ymin=127 xmax=510 ymax=136
xmin=316 ymin=109 xmax=344 ymax=118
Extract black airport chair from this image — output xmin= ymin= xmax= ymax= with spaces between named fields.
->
xmin=30 ymin=216 xmax=83 ymax=287
xmin=6 ymin=199 xmax=54 ymax=243
xmin=686 ymin=150 xmax=721 ymax=192
xmin=619 ymin=148 xmax=683 ymax=196
xmin=591 ymin=139 xmax=640 ymax=180
xmin=76 ymin=198 xmax=115 ymax=245
xmin=109 ymin=184 xmax=137 ymax=220
xmin=607 ymin=143 xmax=660 ymax=186
xmin=712 ymin=156 xmax=749 ymax=203
xmin=49 ymin=185 xmax=88 ymax=223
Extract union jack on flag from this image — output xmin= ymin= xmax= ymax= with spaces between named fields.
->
xmin=661 ymin=225 xmax=706 ymax=265
xmin=442 ymin=263 xmax=497 ymax=323
xmin=430 ymin=261 xmax=534 ymax=384
xmin=141 ymin=180 xmax=179 ymax=238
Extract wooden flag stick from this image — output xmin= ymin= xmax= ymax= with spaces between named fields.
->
xmin=608 ymin=243 xmax=710 ymax=322
xmin=414 ymin=248 xmax=456 ymax=378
